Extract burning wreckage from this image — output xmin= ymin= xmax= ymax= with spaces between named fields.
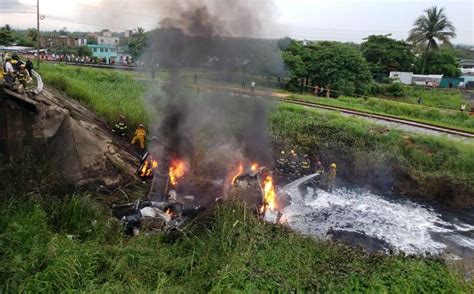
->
xmin=118 ymin=141 xmax=290 ymax=236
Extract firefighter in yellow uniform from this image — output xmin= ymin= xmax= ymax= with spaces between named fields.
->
xmin=131 ymin=124 xmax=147 ymax=150
xmin=18 ymin=64 xmax=31 ymax=89
xmin=327 ymin=163 xmax=337 ymax=192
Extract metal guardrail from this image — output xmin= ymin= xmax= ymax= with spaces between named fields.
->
xmin=31 ymin=69 xmax=43 ymax=94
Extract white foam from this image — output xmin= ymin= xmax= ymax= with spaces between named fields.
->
xmin=279 ymin=179 xmax=474 ymax=256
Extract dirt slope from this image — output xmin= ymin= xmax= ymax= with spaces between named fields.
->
xmin=0 ymin=86 xmax=139 ymax=187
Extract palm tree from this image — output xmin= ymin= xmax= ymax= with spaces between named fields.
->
xmin=407 ymin=6 xmax=456 ymax=74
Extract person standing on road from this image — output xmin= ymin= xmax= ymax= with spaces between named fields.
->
xmin=251 ymin=81 xmax=256 ymax=92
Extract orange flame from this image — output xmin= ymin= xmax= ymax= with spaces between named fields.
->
xmin=231 ymin=163 xmax=244 ymax=184
xmin=169 ymin=159 xmax=187 ymax=186
xmin=262 ymin=175 xmax=277 ymax=213
xmin=251 ymin=163 xmax=258 ymax=172
xmin=140 ymin=160 xmax=158 ymax=178
xmin=165 ymin=208 xmax=177 ymax=219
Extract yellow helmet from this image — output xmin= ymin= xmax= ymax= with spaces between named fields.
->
xmin=330 ymin=163 xmax=337 ymax=168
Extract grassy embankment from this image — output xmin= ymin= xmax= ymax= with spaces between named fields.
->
xmin=287 ymin=93 xmax=474 ymax=133
xmin=38 ymin=63 xmax=474 ymax=208
xmin=38 ymin=63 xmax=150 ymax=128
xmin=0 ymin=157 xmax=471 ymax=292
xmin=269 ymin=105 xmax=474 ymax=208
xmin=384 ymin=87 xmax=468 ymax=111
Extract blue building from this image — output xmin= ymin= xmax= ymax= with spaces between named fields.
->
xmin=88 ymin=44 xmax=118 ymax=64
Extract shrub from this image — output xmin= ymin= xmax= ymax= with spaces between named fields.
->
xmin=385 ymin=82 xmax=406 ymax=97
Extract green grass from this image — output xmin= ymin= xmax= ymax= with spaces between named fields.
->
xmin=288 ymin=93 xmax=474 ymax=132
xmin=269 ymin=104 xmax=474 ymax=207
xmin=0 ymin=192 xmax=470 ymax=292
xmin=387 ymin=87 xmax=468 ymax=111
xmin=38 ymin=63 xmax=150 ymax=129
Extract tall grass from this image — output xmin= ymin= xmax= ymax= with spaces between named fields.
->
xmin=289 ymin=94 xmax=474 ymax=132
xmin=0 ymin=195 xmax=470 ymax=292
xmin=38 ymin=63 xmax=150 ymax=129
xmin=402 ymin=87 xmax=467 ymax=110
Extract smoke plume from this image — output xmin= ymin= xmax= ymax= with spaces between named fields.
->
xmin=142 ymin=0 xmax=277 ymax=189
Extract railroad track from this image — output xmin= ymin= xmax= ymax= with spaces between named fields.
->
xmin=276 ymin=97 xmax=474 ymax=138
xmin=41 ymin=62 xmax=474 ymax=138
xmin=214 ymin=86 xmax=474 ymax=139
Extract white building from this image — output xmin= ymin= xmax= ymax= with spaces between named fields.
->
xmin=411 ymin=74 xmax=443 ymax=87
xmin=389 ymin=72 xmax=413 ymax=85
xmin=389 ymin=71 xmax=443 ymax=87
xmin=98 ymin=35 xmax=119 ymax=46
xmin=97 ymin=30 xmax=119 ymax=46
xmin=74 ymin=38 xmax=87 ymax=46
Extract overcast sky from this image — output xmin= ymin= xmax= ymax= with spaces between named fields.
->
xmin=1 ymin=0 xmax=473 ymax=44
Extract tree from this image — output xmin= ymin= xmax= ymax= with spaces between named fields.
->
xmin=407 ymin=6 xmax=456 ymax=74
xmin=128 ymin=27 xmax=148 ymax=58
xmin=26 ymin=28 xmax=38 ymax=42
xmin=361 ymin=35 xmax=415 ymax=81
xmin=0 ymin=25 xmax=15 ymax=46
xmin=416 ymin=48 xmax=461 ymax=77
xmin=283 ymin=41 xmax=373 ymax=95
xmin=76 ymin=46 xmax=93 ymax=57
xmin=308 ymin=42 xmax=373 ymax=95
xmin=86 ymin=35 xmax=97 ymax=45
xmin=282 ymin=40 xmax=312 ymax=92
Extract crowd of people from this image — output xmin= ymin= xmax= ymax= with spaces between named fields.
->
xmin=47 ymin=53 xmax=92 ymax=64
xmin=42 ymin=53 xmax=133 ymax=66
xmin=1 ymin=53 xmax=34 ymax=94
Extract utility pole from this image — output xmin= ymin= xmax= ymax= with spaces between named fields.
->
xmin=36 ymin=0 xmax=40 ymax=68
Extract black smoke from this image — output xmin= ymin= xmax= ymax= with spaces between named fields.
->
xmin=143 ymin=0 xmax=277 ymax=174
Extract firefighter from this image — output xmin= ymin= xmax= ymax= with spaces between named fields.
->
xmin=17 ymin=64 xmax=31 ymax=89
xmin=112 ymin=115 xmax=128 ymax=137
xmin=289 ymin=149 xmax=300 ymax=176
xmin=327 ymin=163 xmax=337 ymax=192
xmin=311 ymin=160 xmax=323 ymax=184
xmin=131 ymin=124 xmax=147 ymax=150
xmin=315 ymin=161 xmax=324 ymax=174
xmin=276 ymin=150 xmax=288 ymax=174
xmin=300 ymin=154 xmax=311 ymax=175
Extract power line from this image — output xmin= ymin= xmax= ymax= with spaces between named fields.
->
xmin=0 ymin=11 xmax=36 ymax=14
xmin=43 ymin=14 xmax=134 ymax=31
